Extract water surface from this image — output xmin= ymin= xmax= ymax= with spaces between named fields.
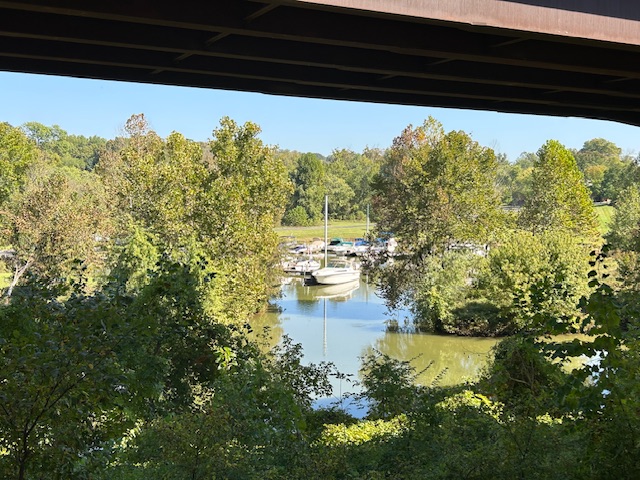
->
xmin=255 ymin=276 xmax=499 ymax=400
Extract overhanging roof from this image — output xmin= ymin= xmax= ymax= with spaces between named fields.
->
xmin=1 ymin=0 xmax=639 ymax=125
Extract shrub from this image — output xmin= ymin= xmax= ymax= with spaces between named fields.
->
xmin=478 ymin=230 xmax=590 ymax=334
xmin=282 ymin=206 xmax=310 ymax=226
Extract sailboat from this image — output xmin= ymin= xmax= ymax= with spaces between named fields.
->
xmin=311 ymin=195 xmax=361 ymax=285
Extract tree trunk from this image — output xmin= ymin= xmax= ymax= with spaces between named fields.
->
xmin=4 ymin=258 xmax=31 ymax=299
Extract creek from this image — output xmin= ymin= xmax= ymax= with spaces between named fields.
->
xmin=253 ymin=275 xmax=499 ymax=409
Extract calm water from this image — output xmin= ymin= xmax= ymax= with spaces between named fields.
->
xmin=254 ymin=275 xmax=499 ymax=401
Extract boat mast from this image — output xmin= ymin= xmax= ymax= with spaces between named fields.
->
xmin=324 ymin=194 xmax=328 ymax=265
xmin=366 ymin=204 xmax=370 ymax=235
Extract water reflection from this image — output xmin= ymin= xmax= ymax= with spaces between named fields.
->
xmin=254 ymin=276 xmax=499 ymax=395
xmin=373 ymin=332 xmax=498 ymax=387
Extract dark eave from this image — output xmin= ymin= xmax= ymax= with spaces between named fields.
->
xmin=0 ymin=0 xmax=639 ymax=125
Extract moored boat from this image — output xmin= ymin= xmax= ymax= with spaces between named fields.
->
xmin=283 ymin=257 xmax=321 ymax=274
xmin=312 ymin=259 xmax=360 ymax=285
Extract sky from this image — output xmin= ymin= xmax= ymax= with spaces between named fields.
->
xmin=1 ymin=71 xmax=639 ymax=161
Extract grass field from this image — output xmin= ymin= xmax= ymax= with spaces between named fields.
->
xmin=595 ymin=205 xmax=615 ymax=235
xmin=276 ymin=220 xmax=370 ymax=243
xmin=276 ymin=205 xmax=616 ymax=243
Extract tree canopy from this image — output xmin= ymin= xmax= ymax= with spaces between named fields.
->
xmin=518 ymin=140 xmax=598 ymax=238
xmin=370 ymin=118 xmax=502 ymax=309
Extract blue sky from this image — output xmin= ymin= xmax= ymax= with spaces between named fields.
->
xmin=1 ymin=71 xmax=638 ymax=161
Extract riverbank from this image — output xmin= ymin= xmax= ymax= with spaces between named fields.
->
xmin=276 ymin=220 xmax=368 ymax=243
xmin=276 ymin=204 xmax=615 ymax=243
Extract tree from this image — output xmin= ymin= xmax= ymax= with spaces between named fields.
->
xmin=371 ymin=118 xmax=502 ymax=309
xmin=326 ymin=148 xmax=381 ymax=218
xmin=323 ymin=174 xmax=355 ymax=219
xmin=411 ymin=251 xmax=490 ymax=335
xmin=0 ymin=280 xmax=134 ymax=479
xmin=606 ymin=184 xmax=640 ymax=252
xmin=518 ymin=140 xmax=598 ymax=238
xmin=601 ymin=159 xmax=640 ymax=203
xmin=573 ymin=138 xmax=624 ymax=201
xmin=0 ymin=122 xmax=38 ymax=206
xmin=98 ymin=115 xmax=291 ymax=323
xmin=477 ymin=230 xmax=590 ymax=334
xmin=374 ymin=117 xmax=502 ymax=255
xmin=1 ymin=164 xmax=113 ymax=298
xmin=574 ymin=138 xmax=621 ymax=171
xmin=288 ymin=153 xmax=326 ymax=223
xmin=282 ymin=205 xmax=310 ymax=226
xmin=0 ymin=253 xmax=254 ymax=479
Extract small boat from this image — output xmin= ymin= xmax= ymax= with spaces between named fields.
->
xmin=282 ymin=257 xmax=321 ymax=274
xmin=327 ymin=238 xmax=354 ymax=255
xmin=312 ymin=259 xmax=360 ymax=285
xmin=293 ymin=258 xmax=321 ymax=274
xmin=350 ymin=238 xmax=370 ymax=256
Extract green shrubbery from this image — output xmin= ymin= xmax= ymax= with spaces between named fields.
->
xmin=410 ymin=230 xmax=591 ymax=336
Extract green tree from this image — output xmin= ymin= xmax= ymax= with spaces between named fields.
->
xmin=282 ymin=205 xmax=310 ymax=226
xmin=601 ymin=159 xmax=640 ymax=202
xmin=477 ymin=230 xmax=590 ymax=334
xmin=574 ymin=137 xmax=622 ymax=171
xmin=0 ymin=280 xmax=134 ymax=479
xmin=519 ymin=140 xmax=598 ymax=238
xmin=374 ymin=118 xmax=501 ymax=255
xmin=0 ymin=253 xmax=253 ymax=479
xmin=99 ymin=115 xmax=291 ymax=324
xmin=323 ymin=174 xmax=354 ymax=219
xmin=606 ymin=184 xmax=640 ymax=252
xmin=326 ymin=148 xmax=381 ymax=218
xmin=573 ymin=138 xmax=624 ymax=201
xmin=201 ymin=117 xmax=292 ymax=320
xmin=289 ymin=153 xmax=326 ymax=223
xmin=411 ymin=251 xmax=490 ymax=334
xmin=371 ymin=117 xmax=502 ymax=309
xmin=0 ymin=122 xmax=38 ymax=206
xmin=1 ymin=164 xmax=112 ymax=297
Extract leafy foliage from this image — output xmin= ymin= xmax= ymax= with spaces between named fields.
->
xmin=358 ymin=350 xmax=425 ymax=419
xmin=606 ymin=184 xmax=640 ymax=252
xmin=0 ymin=278 xmax=134 ymax=479
xmin=0 ymin=122 xmax=38 ymax=206
xmin=1 ymin=164 xmax=113 ymax=297
xmin=519 ymin=140 xmax=598 ymax=238
xmin=4 ymin=115 xmax=640 ymax=479
xmin=477 ymin=230 xmax=591 ymax=334
xmin=371 ymin=117 xmax=502 ymax=310
xmin=411 ymin=251 xmax=489 ymax=334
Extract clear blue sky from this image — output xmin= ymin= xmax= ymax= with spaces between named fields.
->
xmin=1 ymin=71 xmax=639 ymax=161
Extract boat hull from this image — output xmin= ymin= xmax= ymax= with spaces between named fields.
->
xmin=312 ymin=269 xmax=360 ymax=285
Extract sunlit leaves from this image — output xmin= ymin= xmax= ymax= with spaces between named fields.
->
xmin=519 ymin=140 xmax=598 ymax=238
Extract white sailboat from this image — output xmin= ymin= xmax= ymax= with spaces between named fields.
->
xmin=312 ymin=195 xmax=361 ymax=285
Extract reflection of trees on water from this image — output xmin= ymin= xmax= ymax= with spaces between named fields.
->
xmin=373 ymin=332 xmax=499 ymax=387
xmin=251 ymin=310 xmax=285 ymax=353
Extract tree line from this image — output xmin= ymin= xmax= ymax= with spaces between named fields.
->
xmin=279 ymin=124 xmax=638 ymax=225
xmin=1 ymin=114 xmax=640 ymax=478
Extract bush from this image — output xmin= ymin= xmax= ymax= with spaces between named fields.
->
xmin=412 ymin=251 xmax=486 ymax=334
xmin=282 ymin=206 xmax=310 ymax=226
xmin=478 ymin=230 xmax=591 ymax=334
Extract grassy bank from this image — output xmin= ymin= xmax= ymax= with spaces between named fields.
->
xmin=595 ymin=204 xmax=615 ymax=235
xmin=277 ymin=205 xmax=615 ymax=244
xmin=276 ymin=220 xmax=370 ymax=243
